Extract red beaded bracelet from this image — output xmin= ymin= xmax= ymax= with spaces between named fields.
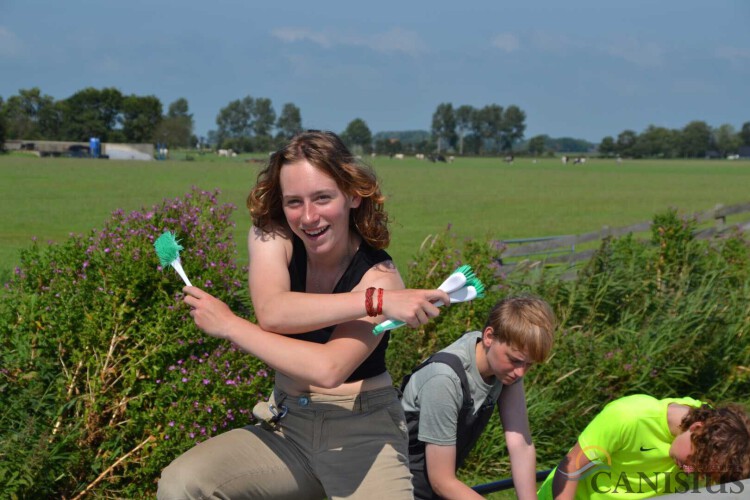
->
xmin=365 ymin=287 xmax=377 ymax=317
xmin=376 ymin=288 xmax=384 ymax=316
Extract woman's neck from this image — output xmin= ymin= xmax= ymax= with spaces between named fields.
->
xmin=306 ymin=232 xmax=360 ymax=293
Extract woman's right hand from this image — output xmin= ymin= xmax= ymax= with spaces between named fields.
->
xmin=379 ymin=288 xmax=451 ymax=328
xmin=183 ymin=286 xmax=239 ymax=340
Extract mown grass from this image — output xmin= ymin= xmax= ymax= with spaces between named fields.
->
xmin=3 ymin=153 xmax=749 ymax=497
xmin=2 ymin=154 xmax=750 ymax=279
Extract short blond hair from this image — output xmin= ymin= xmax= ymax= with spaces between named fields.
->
xmin=484 ymin=296 xmax=556 ymax=363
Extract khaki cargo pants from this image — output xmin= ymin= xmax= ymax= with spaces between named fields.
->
xmin=157 ymin=386 xmax=413 ymax=499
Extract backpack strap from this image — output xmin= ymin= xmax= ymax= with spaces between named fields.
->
xmin=401 ymin=351 xmax=472 ymax=409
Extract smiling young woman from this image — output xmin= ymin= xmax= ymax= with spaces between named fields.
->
xmin=157 ymin=130 xmax=450 ymax=499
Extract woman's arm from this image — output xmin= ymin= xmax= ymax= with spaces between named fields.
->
xmin=498 ymin=379 xmax=538 ymax=500
xmin=185 ymin=286 xmax=383 ymax=388
xmin=247 ymin=226 xmax=449 ymax=334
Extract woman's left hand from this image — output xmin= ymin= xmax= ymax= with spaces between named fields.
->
xmin=183 ymin=286 xmax=236 ymax=340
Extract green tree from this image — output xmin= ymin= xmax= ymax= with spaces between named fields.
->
xmin=252 ymin=98 xmax=276 ymax=137
xmin=341 ymin=118 xmax=372 ymax=155
xmin=59 ymin=87 xmax=124 ymax=142
xmin=500 ymin=105 xmax=526 ymax=152
xmin=374 ymin=137 xmax=403 ymax=156
xmin=154 ymin=98 xmax=193 ymax=147
xmin=276 ymin=103 xmax=303 ymax=140
xmin=598 ymin=136 xmax=616 ymax=157
xmin=740 ymin=122 xmax=750 ymax=146
xmin=473 ymin=104 xmax=503 ymax=154
xmin=634 ymin=125 xmax=678 ymax=158
xmin=679 ymin=120 xmax=712 ymax=158
xmin=121 ymin=95 xmax=163 ymax=143
xmin=455 ymin=105 xmax=475 ymax=156
xmin=215 ymin=96 xmax=254 ymax=146
xmin=0 ymin=97 xmax=6 ymax=151
xmin=527 ymin=135 xmax=546 ymax=156
xmin=714 ymin=124 xmax=742 ymax=157
xmin=1 ymin=87 xmax=60 ymax=140
xmin=615 ymin=129 xmax=638 ymax=157
xmin=431 ymin=102 xmax=456 ymax=153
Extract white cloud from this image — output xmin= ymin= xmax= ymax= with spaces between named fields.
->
xmin=362 ymin=27 xmax=427 ymax=57
xmin=0 ymin=26 xmax=22 ymax=57
xmin=529 ymin=31 xmax=579 ymax=53
xmin=716 ymin=46 xmax=750 ymax=69
xmin=271 ymin=27 xmax=333 ymax=48
xmin=602 ymin=38 xmax=665 ymax=67
xmin=272 ymin=26 xmax=427 ymax=56
xmin=491 ymin=33 xmax=520 ymax=53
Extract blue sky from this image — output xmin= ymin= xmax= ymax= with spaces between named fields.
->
xmin=1 ymin=0 xmax=748 ymax=142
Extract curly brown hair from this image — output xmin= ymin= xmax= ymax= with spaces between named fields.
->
xmin=246 ymin=130 xmax=390 ymax=249
xmin=681 ymin=403 xmax=750 ymax=484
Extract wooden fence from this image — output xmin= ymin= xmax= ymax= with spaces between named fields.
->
xmin=498 ymin=202 xmax=750 ymax=275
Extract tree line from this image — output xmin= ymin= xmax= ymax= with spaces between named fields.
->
xmin=431 ymin=102 xmax=527 ymax=155
xmin=593 ymin=121 xmax=750 ymax=159
xmin=0 ymin=87 xmax=194 ymax=148
xmin=1 ymin=86 xmax=748 ymax=159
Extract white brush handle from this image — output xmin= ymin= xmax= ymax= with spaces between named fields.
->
xmin=372 ymin=286 xmax=478 ymax=335
xmin=438 ymin=272 xmax=467 ymax=294
xmin=170 ymin=259 xmax=192 ymax=287
xmin=434 ymin=286 xmax=477 ymax=307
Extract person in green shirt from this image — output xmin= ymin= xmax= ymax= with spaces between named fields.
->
xmin=538 ymin=394 xmax=750 ymax=499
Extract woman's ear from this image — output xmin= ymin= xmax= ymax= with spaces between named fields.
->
xmin=349 ymin=195 xmax=362 ymax=209
xmin=689 ymin=421 xmax=704 ymax=432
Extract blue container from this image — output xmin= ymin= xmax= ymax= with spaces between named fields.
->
xmin=89 ymin=137 xmax=101 ymax=158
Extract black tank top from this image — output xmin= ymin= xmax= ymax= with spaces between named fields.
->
xmin=288 ymin=235 xmax=393 ymax=382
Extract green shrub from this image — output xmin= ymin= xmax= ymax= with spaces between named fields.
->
xmin=394 ymin=213 xmax=750 ymax=483
xmin=0 ymin=188 xmax=273 ymax=498
xmin=389 ymin=226 xmax=505 ymax=383
xmin=3 ymin=199 xmax=749 ymax=495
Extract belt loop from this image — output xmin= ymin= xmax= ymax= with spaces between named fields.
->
xmin=358 ymin=393 xmax=367 ymax=413
xmin=274 ymin=388 xmax=288 ymax=407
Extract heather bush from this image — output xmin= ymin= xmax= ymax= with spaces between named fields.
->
xmin=0 ymin=188 xmax=273 ymax=498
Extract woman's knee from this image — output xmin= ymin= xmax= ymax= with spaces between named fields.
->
xmin=157 ymin=453 xmax=210 ymax=500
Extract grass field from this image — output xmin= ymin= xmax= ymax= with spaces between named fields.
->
xmin=2 ymin=154 xmax=750 ymax=279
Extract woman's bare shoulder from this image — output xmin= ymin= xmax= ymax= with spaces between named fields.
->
xmin=249 ymin=224 xmax=293 ymax=244
xmin=360 ymin=258 xmax=404 ymax=289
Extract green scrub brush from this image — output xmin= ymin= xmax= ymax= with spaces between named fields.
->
xmin=372 ymin=265 xmax=485 ymax=335
xmin=154 ymin=231 xmax=192 ymax=286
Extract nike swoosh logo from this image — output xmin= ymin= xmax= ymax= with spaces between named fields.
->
xmin=640 ymin=446 xmax=656 ymax=452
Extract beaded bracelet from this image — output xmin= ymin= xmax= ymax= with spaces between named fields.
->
xmin=365 ymin=287 xmax=377 ymax=317
xmin=376 ymin=288 xmax=384 ymax=316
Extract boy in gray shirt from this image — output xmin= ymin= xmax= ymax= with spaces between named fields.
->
xmin=401 ymin=296 xmax=557 ymax=499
